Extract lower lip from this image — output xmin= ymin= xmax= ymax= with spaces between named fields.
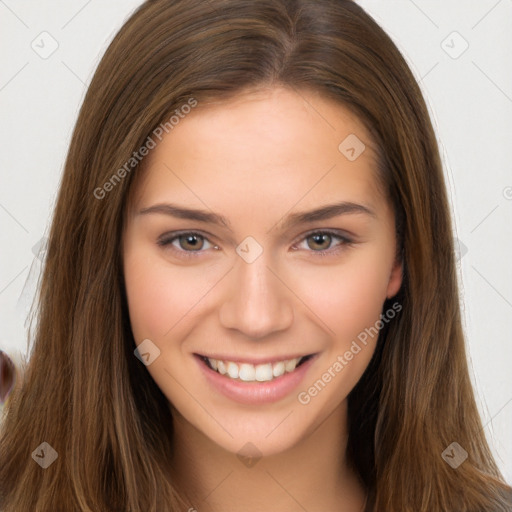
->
xmin=194 ymin=354 xmax=318 ymax=405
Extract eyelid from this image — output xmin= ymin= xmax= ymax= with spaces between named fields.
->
xmin=291 ymin=228 xmax=353 ymax=246
xmin=157 ymin=228 xmax=355 ymax=258
xmin=290 ymin=229 xmax=354 ymax=256
xmin=156 ymin=229 xmax=217 ymax=255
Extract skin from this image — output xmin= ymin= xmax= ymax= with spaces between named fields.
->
xmin=122 ymin=86 xmax=402 ymax=512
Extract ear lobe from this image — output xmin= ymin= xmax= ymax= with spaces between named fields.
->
xmin=386 ymin=257 xmax=403 ymax=299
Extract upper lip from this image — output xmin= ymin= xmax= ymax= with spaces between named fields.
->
xmin=195 ymin=352 xmax=316 ymax=365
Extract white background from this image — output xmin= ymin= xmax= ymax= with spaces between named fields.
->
xmin=1 ymin=0 xmax=511 ymax=482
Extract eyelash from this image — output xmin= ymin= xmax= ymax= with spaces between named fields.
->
xmin=157 ymin=229 xmax=354 ymax=259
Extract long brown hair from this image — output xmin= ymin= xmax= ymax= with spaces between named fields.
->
xmin=1 ymin=1 xmax=511 ymax=510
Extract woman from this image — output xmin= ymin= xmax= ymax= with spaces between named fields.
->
xmin=1 ymin=0 xmax=511 ymax=510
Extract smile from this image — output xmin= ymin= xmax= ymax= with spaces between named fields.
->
xmin=201 ymin=355 xmax=315 ymax=382
xmin=194 ymin=352 xmax=318 ymax=405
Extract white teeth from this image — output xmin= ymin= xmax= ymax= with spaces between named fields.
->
xmin=255 ymin=363 xmax=273 ymax=382
xmin=285 ymin=358 xmax=299 ymax=372
xmin=272 ymin=361 xmax=285 ymax=378
xmin=226 ymin=362 xmax=239 ymax=379
xmin=239 ymin=363 xmax=255 ymax=381
xmin=205 ymin=356 xmax=306 ymax=382
xmin=217 ymin=360 xmax=227 ymax=375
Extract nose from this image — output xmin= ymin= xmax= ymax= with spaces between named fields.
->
xmin=218 ymin=250 xmax=294 ymax=339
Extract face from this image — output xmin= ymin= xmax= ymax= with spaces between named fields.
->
xmin=122 ymin=86 xmax=402 ymax=457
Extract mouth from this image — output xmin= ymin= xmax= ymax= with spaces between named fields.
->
xmin=196 ymin=353 xmax=316 ymax=383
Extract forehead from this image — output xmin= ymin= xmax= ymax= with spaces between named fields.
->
xmin=126 ymin=86 xmax=385 ymax=218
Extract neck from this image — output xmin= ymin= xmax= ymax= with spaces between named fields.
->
xmin=168 ymin=400 xmax=367 ymax=512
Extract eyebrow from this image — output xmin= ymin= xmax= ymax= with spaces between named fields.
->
xmin=137 ymin=201 xmax=376 ymax=231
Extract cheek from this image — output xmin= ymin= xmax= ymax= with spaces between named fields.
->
xmin=291 ymin=254 xmax=393 ymax=409
xmin=123 ymin=249 xmax=209 ymax=342
xmin=293 ymin=250 xmax=392 ymax=343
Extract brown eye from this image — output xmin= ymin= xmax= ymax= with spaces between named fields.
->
xmin=293 ymin=230 xmax=353 ymax=257
xmin=177 ymin=233 xmax=205 ymax=251
xmin=306 ymin=233 xmax=333 ymax=251
xmin=157 ymin=231 xmax=216 ymax=259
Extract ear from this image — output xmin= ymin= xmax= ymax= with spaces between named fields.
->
xmin=386 ymin=255 xmax=403 ymax=299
